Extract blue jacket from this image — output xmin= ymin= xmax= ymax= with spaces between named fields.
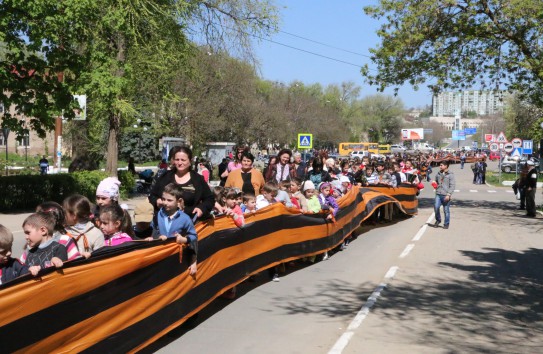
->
xmin=155 ymin=208 xmax=197 ymax=245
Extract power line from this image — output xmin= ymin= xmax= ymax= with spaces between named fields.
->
xmin=210 ymin=21 xmax=368 ymax=69
xmin=257 ymin=34 xmax=364 ymax=68
xmin=276 ymin=29 xmax=371 ymax=58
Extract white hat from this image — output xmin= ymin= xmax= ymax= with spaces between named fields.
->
xmin=96 ymin=177 xmax=121 ymax=200
xmin=303 ymin=180 xmax=315 ymax=191
xmin=527 ymin=160 xmax=535 ymax=166
xmin=339 ymin=175 xmax=350 ymax=183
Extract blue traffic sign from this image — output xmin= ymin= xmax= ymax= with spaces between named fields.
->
xmin=523 ymin=140 xmax=533 ymax=154
xmin=297 ymin=133 xmax=313 ymax=149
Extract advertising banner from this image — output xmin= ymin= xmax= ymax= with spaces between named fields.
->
xmin=401 ymin=128 xmax=424 ymax=140
xmin=452 ymin=130 xmax=466 ymax=141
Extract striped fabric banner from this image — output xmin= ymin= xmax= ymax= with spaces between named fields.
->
xmin=0 ymin=185 xmax=417 ymax=353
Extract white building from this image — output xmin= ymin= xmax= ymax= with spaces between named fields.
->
xmin=429 ymin=116 xmax=484 ymax=131
xmin=433 ymin=90 xmax=508 ymax=117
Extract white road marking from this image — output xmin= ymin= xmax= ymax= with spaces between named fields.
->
xmin=488 ymin=190 xmax=496 ymax=193
xmin=328 ymin=211 xmax=431 ymax=353
xmin=469 ymin=190 xmax=478 ymax=193
xmin=329 ymin=281 xmax=390 ymax=354
xmin=399 ymin=244 xmax=415 ymax=258
xmin=412 ymin=213 xmax=434 ymax=241
xmin=384 ymin=266 xmax=398 ymax=279
xmin=454 ymin=189 xmax=460 ymax=192
xmin=506 ymin=190 xmax=514 ymax=193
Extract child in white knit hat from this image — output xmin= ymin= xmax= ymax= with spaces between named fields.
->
xmin=93 ymin=177 xmax=121 ymax=227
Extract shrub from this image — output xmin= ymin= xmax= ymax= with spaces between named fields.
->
xmin=0 ymin=171 xmax=136 ymax=212
xmin=117 ymin=170 xmax=136 ymax=199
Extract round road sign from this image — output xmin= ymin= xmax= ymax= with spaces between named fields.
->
xmin=489 ymin=143 xmax=499 ymax=152
xmin=511 ymin=138 xmax=522 ymax=148
xmin=503 ymin=142 xmax=514 ymax=153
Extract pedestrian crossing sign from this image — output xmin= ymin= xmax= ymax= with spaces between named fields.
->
xmin=297 ymin=133 xmax=313 ymax=149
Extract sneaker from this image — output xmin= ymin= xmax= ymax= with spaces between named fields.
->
xmin=340 ymin=243 xmax=346 ymax=251
xmin=272 ymin=273 xmax=280 ymax=282
xmin=443 ymin=224 xmax=449 ymax=229
xmin=434 ymin=220 xmax=440 ymax=227
xmin=322 ymin=252 xmax=330 ymax=261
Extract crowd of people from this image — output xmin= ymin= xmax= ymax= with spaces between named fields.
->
xmin=0 ymin=145 xmax=440 ymax=287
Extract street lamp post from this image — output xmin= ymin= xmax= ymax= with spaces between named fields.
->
xmin=2 ymin=127 xmax=10 ymax=176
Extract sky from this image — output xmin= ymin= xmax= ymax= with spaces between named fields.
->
xmin=254 ymin=0 xmax=434 ymax=109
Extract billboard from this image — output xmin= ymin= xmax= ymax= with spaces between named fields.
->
xmin=452 ymin=130 xmax=466 ymax=141
xmin=401 ymin=128 xmax=424 ymax=140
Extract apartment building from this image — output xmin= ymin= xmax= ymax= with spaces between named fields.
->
xmin=432 ymin=90 xmax=508 ymax=117
xmin=0 ymin=103 xmax=55 ymax=158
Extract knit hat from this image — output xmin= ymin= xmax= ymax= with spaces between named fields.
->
xmin=302 ymin=180 xmax=315 ymax=191
xmin=134 ymin=200 xmax=154 ymax=223
xmin=339 ymin=175 xmax=350 ymax=184
xmin=96 ymin=177 xmax=121 ymax=200
xmin=319 ymin=182 xmax=331 ymax=191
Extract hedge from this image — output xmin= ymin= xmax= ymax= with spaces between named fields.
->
xmin=0 ymin=170 xmax=136 ymax=212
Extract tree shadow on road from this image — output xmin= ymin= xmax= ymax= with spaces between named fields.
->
xmin=273 ymin=247 xmax=543 ymax=353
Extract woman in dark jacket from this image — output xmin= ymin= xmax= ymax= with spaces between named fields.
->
xmin=149 ymin=146 xmax=215 ymax=220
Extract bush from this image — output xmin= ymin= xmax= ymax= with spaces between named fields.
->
xmin=71 ymin=171 xmax=109 ymax=199
xmin=117 ymin=170 xmax=136 ymax=199
xmin=0 ymin=171 xmax=135 ymax=212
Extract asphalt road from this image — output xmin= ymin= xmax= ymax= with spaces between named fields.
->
xmin=145 ymin=161 xmax=543 ymax=353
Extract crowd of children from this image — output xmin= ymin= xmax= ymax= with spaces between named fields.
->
xmin=0 ymin=173 xmax=207 ymax=286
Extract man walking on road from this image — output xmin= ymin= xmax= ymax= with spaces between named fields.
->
xmin=525 ymin=160 xmax=538 ymax=217
xmin=434 ymin=161 xmax=456 ymax=229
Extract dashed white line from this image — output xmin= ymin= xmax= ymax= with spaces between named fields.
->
xmin=454 ymin=189 xmax=460 ymax=192
xmin=412 ymin=213 xmax=435 ymax=242
xmin=328 ymin=212 xmax=433 ymax=353
xmin=399 ymin=244 xmax=415 ymax=258
xmin=469 ymin=190 xmax=478 ymax=193
xmin=384 ymin=266 xmax=398 ymax=279
xmin=488 ymin=190 xmax=496 ymax=193
xmin=329 ymin=275 xmax=392 ymax=354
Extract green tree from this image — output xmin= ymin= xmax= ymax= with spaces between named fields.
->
xmin=359 ymin=94 xmax=404 ymax=143
xmin=504 ymin=95 xmax=543 ymax=141
xmin=2 ymin=0 xmax=279 ymax=176
xmin=363 ymin=1 xmax=543 ymax=106
xmin=0 ymin=1 xmax=84 ymax=138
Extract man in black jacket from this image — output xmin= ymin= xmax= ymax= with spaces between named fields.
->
xmin=525 ymin=160 xmax=538 ymax=217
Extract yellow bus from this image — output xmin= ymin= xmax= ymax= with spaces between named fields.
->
xmin=378 ymin=144 xmax=391 ymax=155
xmin=338 ymin=142 xmax=379 ymax=156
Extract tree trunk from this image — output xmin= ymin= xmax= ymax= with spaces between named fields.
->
xmin=105 ymin=112 xmax=120 ymax=177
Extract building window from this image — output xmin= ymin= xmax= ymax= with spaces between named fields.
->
xmin=18 ymin=134 xmax=30 ymax=147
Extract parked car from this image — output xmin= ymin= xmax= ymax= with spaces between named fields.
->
xmin=500 ymin=156 xmax=539 ymax=173
xmin=350 ymin=150 xmax=369 ymax=159
xmin=390 ymin=144 xmax=407 ymax=154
